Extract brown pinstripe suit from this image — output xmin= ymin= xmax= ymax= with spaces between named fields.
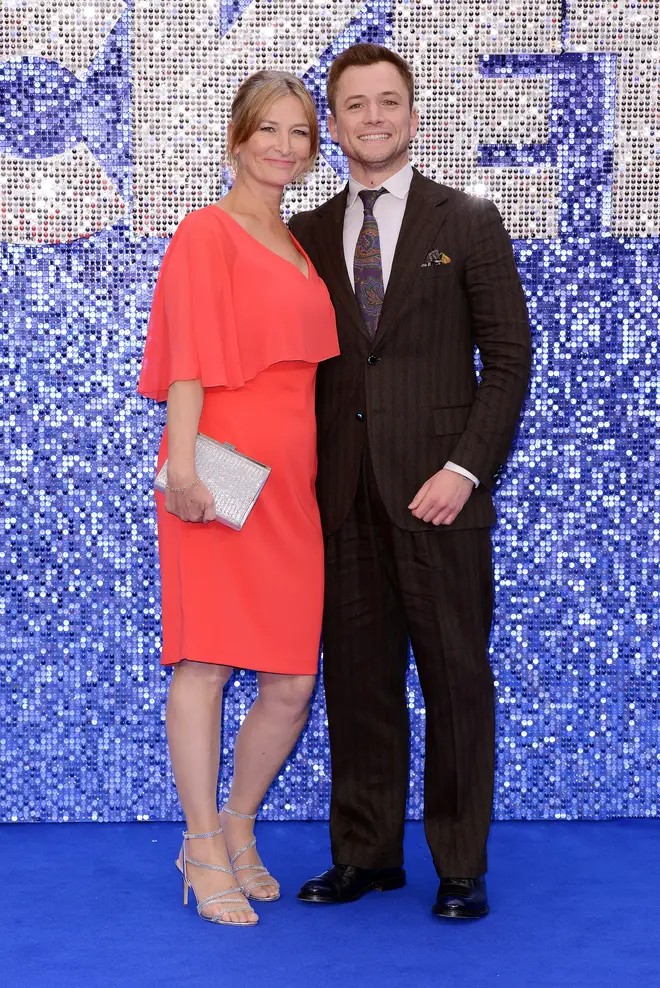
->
xmin=289 ymin=168 xmax=531 ymax=878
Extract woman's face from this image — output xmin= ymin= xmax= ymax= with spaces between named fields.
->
xmin=233 ymin=94 xmax=313 ymax=187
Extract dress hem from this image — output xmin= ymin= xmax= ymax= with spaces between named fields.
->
xmin=160 ymin=654 xmax=319 ymax=676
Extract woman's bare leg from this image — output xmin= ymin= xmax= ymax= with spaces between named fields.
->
xmin=166 ymin=659 xmax=257 ymax=923
xmin=220 ymin=672 xmax=316 ymax=898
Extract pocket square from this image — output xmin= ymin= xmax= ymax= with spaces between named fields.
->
xmin=421 ymin=250 xmax=451 ymax=267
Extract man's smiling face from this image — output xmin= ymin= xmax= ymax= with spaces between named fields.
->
xmin=328 ymin=61 xmax=418 ymax=177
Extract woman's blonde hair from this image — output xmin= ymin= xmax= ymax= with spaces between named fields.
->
xmin=228 ymin=70 xmax=319 ymax=173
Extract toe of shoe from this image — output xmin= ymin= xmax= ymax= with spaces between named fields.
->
xmin=298 ymin=881 xmax=334 ymax=900
xmin=433 ymin=898 xmax=488 ymax=919
xmin=437 ymin=894 xmax=466 ymax=910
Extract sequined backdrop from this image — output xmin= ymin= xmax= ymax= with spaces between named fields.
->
xmin=1 ymin=2 xmax=658 ymax=822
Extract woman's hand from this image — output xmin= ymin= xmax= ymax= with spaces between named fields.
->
xmin=164 ymin=380 xmax=211 ymax=522
xmin=165 ymin=476 xmax=216 ymax=523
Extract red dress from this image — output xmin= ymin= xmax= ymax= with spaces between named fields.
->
xmin=138 ymin=206 xmax=340 ymax=673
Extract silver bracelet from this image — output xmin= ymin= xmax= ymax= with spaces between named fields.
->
xmin=166 ymin=477 xmax=200 ymax=493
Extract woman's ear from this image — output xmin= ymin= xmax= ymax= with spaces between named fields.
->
xmin=226 ymin=122 xmax=239 ymax=174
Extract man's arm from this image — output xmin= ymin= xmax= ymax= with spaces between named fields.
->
xmin=288 ymin=210 xmax=309 ymax=249
xmin=447 ymin=198 xmax=531 ymax=489
xmin=409 ymin=198 xmax=530 ymax=526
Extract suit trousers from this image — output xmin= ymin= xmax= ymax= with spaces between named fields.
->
xmin=322 ymin=445 xmax=495 ymax=878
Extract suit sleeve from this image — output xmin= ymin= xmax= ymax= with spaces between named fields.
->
xmin=288 ymin=211 xmax=318 ymax=259
xmin=448 ymin=199 xmax=531 ymax=489
xmin=287 ymin=212 xmax=305 ymax=247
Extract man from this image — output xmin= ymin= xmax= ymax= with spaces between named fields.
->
xmin=289 ymin=44 xmax=531 ymax=919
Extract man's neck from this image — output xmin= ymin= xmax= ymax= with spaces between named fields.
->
xmin=348 ymin=155 xmax=411 ymax=189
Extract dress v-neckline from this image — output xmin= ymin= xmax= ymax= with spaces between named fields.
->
xmin=212 ymin=205 xmax=311 ymax=281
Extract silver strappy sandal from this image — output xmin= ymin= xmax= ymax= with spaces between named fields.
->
xmin=176 ymin=825 xmax=259 ymax=925
xmin=221 ymin=806 xmax=281 ymax=902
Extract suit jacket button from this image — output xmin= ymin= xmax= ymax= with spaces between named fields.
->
xmin=355 ymin=412 xmax=365 ymax=421
xmin=367 ymin=355 xmax=378 ymax=365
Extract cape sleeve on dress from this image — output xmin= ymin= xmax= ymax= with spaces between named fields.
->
xmin=137 ymin=210 xmax=242 ymax=401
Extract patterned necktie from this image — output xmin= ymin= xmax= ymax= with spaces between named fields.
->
xmin=354 ymin=188 xmax=389 ymax=338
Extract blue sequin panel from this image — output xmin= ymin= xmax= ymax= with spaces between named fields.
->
xmin=0 ymin=2 xmax=658 ymax=822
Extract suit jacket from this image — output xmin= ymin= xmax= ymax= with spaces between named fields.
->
xmin=289 ymin=167 xmax=531 ymax=535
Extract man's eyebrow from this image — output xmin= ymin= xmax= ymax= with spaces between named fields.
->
xmin=342 ymin=90 xmax=403 ymax=102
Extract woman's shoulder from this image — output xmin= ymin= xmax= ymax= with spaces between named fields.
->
xmin=166 ymin=206 xmax=239 ymax=266
xmin=174 ymin=204 xmax=225 ymax=238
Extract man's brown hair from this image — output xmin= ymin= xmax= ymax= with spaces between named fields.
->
xmin=326 ymin=44 xmax=415 ymax=115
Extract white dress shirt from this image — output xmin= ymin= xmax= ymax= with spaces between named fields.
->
xmin=343 ymin=162 xmax=479 ymax=488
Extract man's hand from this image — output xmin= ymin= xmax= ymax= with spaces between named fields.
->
xmin=408 ymin=468 xmax=474 ymax=526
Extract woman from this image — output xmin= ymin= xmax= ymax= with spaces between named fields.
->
xmin=138 ymin=71 xmax=339 ymax=926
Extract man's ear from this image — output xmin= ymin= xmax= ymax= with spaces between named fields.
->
xmin=327 ymin=113 xmax=339 ymax=143
xmin=410 ymin=107 xmax=419 ymax=142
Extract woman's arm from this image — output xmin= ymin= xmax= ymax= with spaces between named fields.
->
xmin=164 ymin=379 xmax=215 ymax=523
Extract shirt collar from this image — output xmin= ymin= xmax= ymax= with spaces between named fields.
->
xmin=346 ymin=162 xmax=414 ymax=209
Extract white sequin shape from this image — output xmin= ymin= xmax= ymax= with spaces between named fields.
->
xmin=132 ymin=0 xmax=373 ymax=236
xmin=393 ymin=0 xmax=562 ymax=239
xmin=0 ymin=0 xmax=127 ymax=244
xmin=566 ymin=0 xmax=660 ymax=236
xmin=2 ymin=1 xmax=659 ymax=242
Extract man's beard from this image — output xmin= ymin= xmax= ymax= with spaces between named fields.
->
xmin=350 ymin=139 xmax=408 ymax=171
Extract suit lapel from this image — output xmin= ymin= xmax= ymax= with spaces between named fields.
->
xmin=314 ymin=186 xmax=368 ymax=340
xmin=374 ymin=169 xmax=448 ymax=350
xmin=314 ymin=169 xmax=449 ymax=346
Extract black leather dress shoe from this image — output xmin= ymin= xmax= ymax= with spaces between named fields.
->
xmin=432 ymin=877 xmax=489 ymax=919
xmin=297 ymin=864 xmax=406 ymax=903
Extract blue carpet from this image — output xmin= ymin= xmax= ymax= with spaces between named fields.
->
xmin=2 ymin=821 xmax=658 ymax=988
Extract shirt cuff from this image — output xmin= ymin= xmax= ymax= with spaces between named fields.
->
xmin=444 ymin=461 xmax=480 ymax=489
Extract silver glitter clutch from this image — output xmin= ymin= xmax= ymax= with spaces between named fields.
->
xmin=154 ymin=433 xmax=271 ymax=531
